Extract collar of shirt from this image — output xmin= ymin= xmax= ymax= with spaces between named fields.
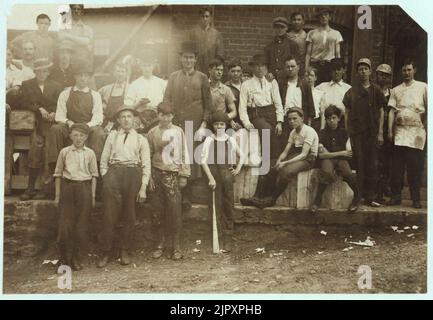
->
xmin=72 ymin=86 xmax=90 ymax=93
xmin=213 ymin=133 xmax=230 ymax=142
xmin=287 ymin=77 xmax=299 ymax=87
xmin=210 ymin=81 xmax=223 ymax=89
xmin=118 ymin=128 xmax=137 ymax=135
xmin=72 ymin=19 xmax=85 ymax=27
xmin=274 ymin=34 xmax=288 ymax=43
xmin=182 ymin=69 xmax=196 ymax=76
xmin=70 ymin=145 xmax=86 ymax=152
xmin=330 ymin=80 xmax=344 ymax=87
xmin=114 ymin=81 xmax=126 ymax=89
xmin=253 ymin=75 xmax=266 ymax=86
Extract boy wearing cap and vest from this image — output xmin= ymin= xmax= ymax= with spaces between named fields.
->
xmin=305 ymin=8 xmax=344 ymax=85
xmin=97 ymin=105 xmax=151 ymax=268
xmin=147 ymin=102 xmax=190 ymax=260
xmin=265 ymin=16 xmax=300 ymax=97
xmin=343 ymin=58 xmax=386 ymax=207
xmin=20 ymin=58 xmax=62 ymax=201
xmin=99 ymin=61 xmax=129 ymax=132
xmin=54 ymin=123 xmax=98 ymax=271
xmin=249 ymin=107 xmax=318 ymax=209
xmin=163 ymin=40 xmax=212 ymax=212
xmin=375 ymin=63 xmax=393 ymax=203
xmin=46 ymin=60 xmax=105 ymax=178
xmin=201 ymin=111 xmax=245 ymax=252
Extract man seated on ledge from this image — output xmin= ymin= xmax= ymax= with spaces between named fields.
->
xmin=248 ymin=107 xmax=318 ymax=209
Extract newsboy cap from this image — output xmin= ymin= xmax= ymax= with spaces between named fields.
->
xmin=272 ymin=17 xmax=289 ymax=28
xmin=357 ymin=58 xmax=372 ymax=69
xmin=115 ymin=105 xmax=138 ymax=118
xmin=376 ymin=64 xmax=392 ymax=75
xmin=70 ymin=123 xmax=90 ymax=135
xmin=179 ymin=41 xmax=198 ymax=55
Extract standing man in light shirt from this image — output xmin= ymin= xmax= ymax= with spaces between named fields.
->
xmin=58 ymin=4 xmax=94 ymax=67
xmin=280 ymin=56 xmax=315 ymax=136
xmin=238 ymin=54 xmax=284 ymax=206
xmin=11 ymin=13 xmax=55 ymax=62
xmin=46 ymin=61 xmax=105 ymax=178
xmin=97 ymin=105 xmax=151 ymax=268
xmin=124 ymin=50 xmax=167 ymax=133
xmin=12 ymin=40 xmax=36 ymax=82
xmin=305 ymin=7 xmax=344 ymax=85
xmin=316 ymin=58 xmax=351 ymax=125
xmin=387 ymin=59 xmax=427 ymax=209
xmin=287 ymin=12 xmax=307 ymax=74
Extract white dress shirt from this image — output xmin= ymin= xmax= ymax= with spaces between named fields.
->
xmin=239 ymin=75 xmax=284 ymax=127
xmin=316 ymin=80 xmax=351 ymax=113
xmin=284 ymin=79 xmax=302 ymax=114
xmin=124 ymin=75 xmax=167 ymax=110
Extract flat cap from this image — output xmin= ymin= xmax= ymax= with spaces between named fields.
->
xmin=272 ymin=17 xmax=289 ymax=28
xmin=376 ymin=63 xmax=392 ymax=75
xmin=357 ymin=58 xmax=372 ymax=69
xmin=70 ymin=123 xmax=90 ymax=135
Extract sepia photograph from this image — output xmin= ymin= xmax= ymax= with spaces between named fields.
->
xmin=2 ymin=2 xmax=428 ymax=295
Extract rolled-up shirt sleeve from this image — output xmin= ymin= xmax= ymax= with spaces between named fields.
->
xmin=55 ymin=89 xmax=70 ymax=124
xmin=99 ymin=131 xmax=114 ymax=176
xmin=88 ymin=91 xmax=103 ymax=127
xmin=239 ymin=83 xmax=252 ymax=127
xmin=271 ymin=79 xmax=284 ymax=122
xmin=53 ymin=149 xmax=66 ymax=177
xmin=139 ymin=135 xmax=151 ymax=187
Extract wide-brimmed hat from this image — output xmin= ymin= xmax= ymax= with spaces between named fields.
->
xmin=115 ymin=105 xmax=138 ymax=118
xmin=248 ymin=54 xmax=268 ymax=67
xmin=179 ymin=41 xmax=198 ymax=55
xmin=376 ymin=63 xmax=392 ymax=75
xmin=273 ymin=17 xmax=289 ymax=28
xmin=33 ymin=58 xmax=53 ymax=71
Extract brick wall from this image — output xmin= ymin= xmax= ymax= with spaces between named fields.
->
xmin=169 ymin=5 xmax=355 ymax=73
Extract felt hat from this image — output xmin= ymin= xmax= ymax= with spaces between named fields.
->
xmin=33 ymin=58 xmax=53 ymax=71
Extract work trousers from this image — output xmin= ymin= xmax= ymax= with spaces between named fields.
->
xmin=208 ymin=165 xmax=235 ymax=242
xmin=99 ymin=166 xmax=142 ymax=252
xmin=150 ymin=169 xmax=182 ymax=251
xmin=351 ymin=131 xmax=378 ymax=202
xmin=390 ymin=145 xmax=424 ymax=201
xmin=57 ymin=179 xmax=92 ymax=263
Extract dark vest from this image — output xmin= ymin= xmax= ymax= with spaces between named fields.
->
xmin=66 ymin=89 xmax=94 ymax=123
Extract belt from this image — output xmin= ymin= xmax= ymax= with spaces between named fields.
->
xmin=109 ymin=162 xmax=140 ymax=168
xmin=247 ymin=104 xmax=274 ymax=110
xmin=63 ymin=178 xmax=92 ymax=184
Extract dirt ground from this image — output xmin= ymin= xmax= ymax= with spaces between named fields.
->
xmin=3 ymin=222 xmax=427 ymax=294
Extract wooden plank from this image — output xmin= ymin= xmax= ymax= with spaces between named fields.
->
xmin=234 ymin=167 xmax=258 ymax=203
xmin=13 ymin=134 xmax=31 ymax=151
xmin=4 ymin=132 xmax=13 ymax=195
xmin=322 ymin=179 xmax=354 ymax=210
xmin=296 ymin=169 xmax=320 ymax=209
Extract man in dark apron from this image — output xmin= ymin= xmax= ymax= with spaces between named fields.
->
xmin=46 ymin=60 xmax=105 ymax=177
xmin=98 ymin=62 xmax=128 ymax=132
